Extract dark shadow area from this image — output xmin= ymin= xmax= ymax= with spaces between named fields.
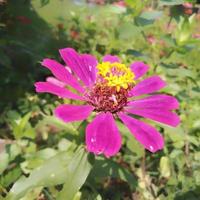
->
xmin=174 ymin=187 xmax=200 ymax=200
xmin=0 ymin=0 xmax=69 ymax=110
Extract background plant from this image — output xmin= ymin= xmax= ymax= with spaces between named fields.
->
xmin=0 ymin=0 xmax=200 ymax=199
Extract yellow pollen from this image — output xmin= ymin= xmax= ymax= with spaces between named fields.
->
xmin=97 ymin=62 xmax=135 ymax=91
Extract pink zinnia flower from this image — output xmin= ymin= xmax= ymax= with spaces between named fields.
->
xmin=193 ymin=33 xmax=200 ymax=39
xmin=113 ymin=1 xmax=126 ymax=7
xmin=147 ymin=34 xmax=156 ymax=45
xmin=16 ymin=16 xmax=32 ymax=25
xmin=182 ymin=2 xmax=193 ymax=9
xmin=35 ymin=48 xmax=180 ymax=157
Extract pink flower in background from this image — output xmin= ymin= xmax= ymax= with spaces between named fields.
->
xmin=182 ymin=2 xmax=193 ymax=9
xmin=69 ymin=29 xmax=80 ymax=40
xmin=147 ymin=34 xmax=156 ymax=45
xmin=16 ymin=16 xmax=32 ymax=25
xmin=182 ymin=2 xmax=193 ymax=15
xmin=35 ymin=48 xmax=180 ymax=157
xmin=193 ymin=33 xmax=200 ymax=39
xmin=86 ymin=0 xmax=105 ymax=5
xmin=113 ymin=1 xmax=126 ymax=7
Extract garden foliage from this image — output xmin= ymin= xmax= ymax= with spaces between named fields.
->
xmin=0 ymin=0 xmax=200 ymax=199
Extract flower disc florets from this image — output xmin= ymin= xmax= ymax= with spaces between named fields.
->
xmin=87 ymin=62 xmax=135 ymax=113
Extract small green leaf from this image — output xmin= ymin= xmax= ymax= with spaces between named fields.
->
xmin=0 ymin=167 xmax=22 ymax=188
xmin=125 ymin=0 xmax=145 ymax=16
xmin=19 ymin=113 xmax=32 ymax=132
xmin=160 ymin=156 xmax=171 ymax=178
xmin=0 ymin=144 xmax=21 ymax=174
xmin=159 ymin=0 xmax=184 ymax=6
xmin=40 ymin=0 xmax=50 ymax=7
xmin=7 ymin=111 xmax=35 ymax=140
xmin=118 ymin=23 xmax=140 ymax=40
xmin=194 ymin=171 xmax=200 ymax=185
xmin=136 ymin=11 xmax=163 ymax=26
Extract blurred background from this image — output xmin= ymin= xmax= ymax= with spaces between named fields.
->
xmin=0 ymin=0 xmax=200 ymax=199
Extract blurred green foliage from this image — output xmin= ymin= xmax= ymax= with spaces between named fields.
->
xmin=0 ymin=0 xmax=200 ymax=199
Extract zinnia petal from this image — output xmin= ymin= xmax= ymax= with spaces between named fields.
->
xmin=81 ymin=54 xmax=98 ymax=83
xmin=130 ymin=61 xmax=149 ymax=80
xmin=126 ymin=107 xmax=180 ymax=127
xmin=59 ymin=48 xmax=97 ymax=86
xmin=35 ymin=82 xmax=84 ymax=101
xmin=102 ymin=55 xmax=120 ymax=63
xmin=127 ymin=94 xmax=179 ymax=110
xmin=42 ymin=58 xmax=84 ymax=93
xmin=119 ymin=113 xmax=164 ymax=152
xmin=86 ymin=113 xmax=122 ymax=157
xmin=129 ymin=76 xmax=166 ymax=97
xmin=46 ymin=77 xmax=66 ymax=88
xmin=54 ymin=104 xmax=93 ymax=122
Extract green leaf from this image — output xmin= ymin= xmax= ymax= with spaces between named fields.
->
xmin=89 ymin=158 xmax=137 ymax=190
xmin=40 ymin=0 xmax=50 ymax=7
xmin=136 ymin=11 xmax=163 ymax=26
xmin=37 ymin=116 xmax=78 ymax=135
xmin=18 ymin=113 xmax=32 ymax=132
xmin=0 ymin=144 xmax=21 ymax=174
xmin=159 ymin=156 xmax=171 ymax=178
xmin=159 ymin=0 xmax=184 ymax=6
xmin=108 ymin=5 xmax=126 ymax=14
xmin=6 ymin=149 xmax=74 ymax=200
xmin=0 ymin=49 xmax=11 ymax=67
xmin=7 ymin=111 xmax=35 ymax=140
xmin=139 ymin=11 xmax=163 ymax=20
xmin=19 ymin=187 xmax=43 ymax=200
xmin=0 ymin=167 xmax=22 ymax=188
xmin=20 ymin=148 xmax=58 ymax=173
xmin=175 ymin=14 xmax=196 ymax=45
xmin=125 ymin=0 xmax=145 ymax=16
xmin=194 ymin=171 xmax=200 ymax=185
xmin=118 ymin=23 xmax=140 ymax=40
xmin=72 ymin=192 xmax=82 ymax=200
xmin=57 ymin=147 xmax=94 ymax=200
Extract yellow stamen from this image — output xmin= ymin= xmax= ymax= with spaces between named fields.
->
xmin=97 ymin=62 xmax=135 ymax=91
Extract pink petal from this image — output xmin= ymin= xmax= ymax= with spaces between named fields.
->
xmin=35 ymin=82 xmax=84 ymax=101
xmin=42 ymin=58 xmax=84 ymax=93
xmin=86 ymin=113 xmax=122 ymax=157
xmin=119 ymin=113 xmax=164 ymax=153
xmin=102 ymin=55 xmax=120 ymax=63
xmin=81 ymin=54 xmax=98 ymax=83
xmin=126 ymin=107 xmax=180 ymax=127
xmin=59 ymin=48 xmax=98 ymax=86
xmin=46 ymin=77 xmax=66 ymax=88
xmin=127 ymin=94 xmax=179 ymax=110
xmin=54 ymin=104 xmax=93 ymax=123
xmin=130 ymin=61 xmax=149 ymax=80
xmin=129 ymin=76 xmax=166 ymax=97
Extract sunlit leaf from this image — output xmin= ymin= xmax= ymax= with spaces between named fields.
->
xmin=159 ymin=0 xmax=184 ymax=6
xmin=160 ymin=156 xmax=171 ymax=178
xmin=136 ymin=11 xmax=163 ymax=26
xmin=57 ymin=147 xmax=94 ymax=200
xmin=6 ymin=149 xmax=74 ymax=200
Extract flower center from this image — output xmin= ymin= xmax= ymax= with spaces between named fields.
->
xmin=86 ymin=62 xmax=135 ymax=113
xmin=97 ymin=62 xmax=135 ymax=91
